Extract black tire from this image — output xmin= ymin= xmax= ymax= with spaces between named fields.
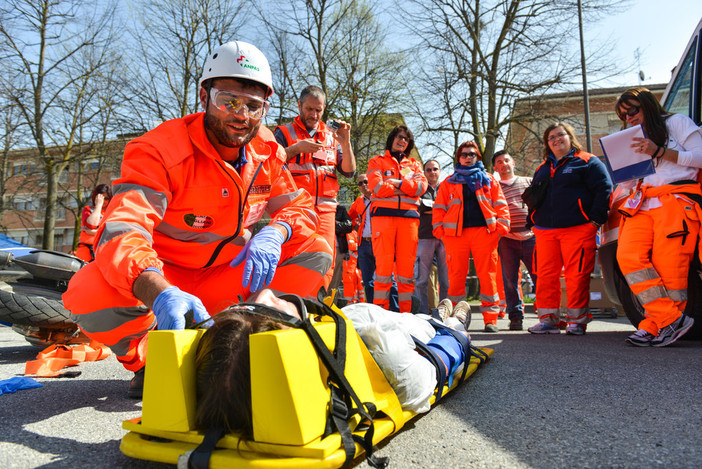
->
xmin=614 ymin=250 xmax=702 ymax=339
xmin=0 ymin=280 xmax=74 ymax=328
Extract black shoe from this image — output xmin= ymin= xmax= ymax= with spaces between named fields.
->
xmin=127 ymin=367 xmax=145 ymax=399
xmin=509 ymin=319 xmax=523 ymax=331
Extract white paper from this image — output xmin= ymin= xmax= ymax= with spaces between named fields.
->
xmin=599 ymin=125 xmax=648 ymax=171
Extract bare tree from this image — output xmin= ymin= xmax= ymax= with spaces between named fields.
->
xmin=400 ymin=0 xmax=622 ymax=168
xmin=257 ymin=0 xmax=412 ymax=201
xmin=122 ymin=0 xmax=250 ymax=131
xmin=0 ymin=0 xmax=123 ymax=250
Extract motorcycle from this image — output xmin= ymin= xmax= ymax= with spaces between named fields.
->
xmin=0 ymin=249 xmax=88 ymax=347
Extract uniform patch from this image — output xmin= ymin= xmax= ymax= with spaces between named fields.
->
xmin=184 ymin=214 xmax=213 ymax=229
xmin=222 ymin=188 xmax=230 ymax=197
xmin=250 ymin=184 xmax=271 ymax=195
xmin=384 ymin=170 xmax=393 ymax=177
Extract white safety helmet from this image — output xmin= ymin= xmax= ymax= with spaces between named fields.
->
xmin=199 ymin=41 xmax=274 ymax=98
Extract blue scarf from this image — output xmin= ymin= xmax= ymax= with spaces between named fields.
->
xmin=447 ymin=161 xmax=491 ymax=191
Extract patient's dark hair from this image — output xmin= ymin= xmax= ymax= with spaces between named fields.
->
xmin=194 ymin=309 xmax=281 ymax=437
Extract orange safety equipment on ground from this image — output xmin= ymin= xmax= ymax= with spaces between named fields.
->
xmin=24 ymin=340 xmax=111 ymax=378
xmin=534 ymin=223 xmax=598 ymax=326
xmin=617 ymin=182 xmax=702 ymax=335
xmin=367 ymin=151 xmax=427 ymax=312
xmin=276 ymin=116 xmax=350 ymax=289
xmin=62 ymin=113 xmax=332 ymax=373
xmin=433 ymin=175 xmax=509 ymax=325
xmin=341 ymin=231 xmax=365 ymax=303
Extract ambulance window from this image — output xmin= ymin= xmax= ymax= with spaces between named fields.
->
xmin=665 ymin=39 xmax=696 ymax=118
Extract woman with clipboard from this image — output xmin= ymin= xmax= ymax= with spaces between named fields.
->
xmin=615 ymin=87 xmax=702 ymax=347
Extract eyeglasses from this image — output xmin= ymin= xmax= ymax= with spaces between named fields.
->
xmin=618 ymin=105 xmax=640 ymax=121
xmin=425 ymin=167 xmax=440 ymax=172
xmin=209 ymin=88 xmax=270 ymax=119
xmin=357 ymin=180 xmax=368 ymax=186
xmin=460 ymin=152 xmax=479 ymax=159
xmin=547 ymin=132 xmax=568 ymax=142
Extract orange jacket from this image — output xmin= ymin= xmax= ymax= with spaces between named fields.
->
xmin=432 ymin=174 xmax=510 ymax=238
xmin=94 ymin=113 xmax=319 ymax=298
xmin=367 ymin=151 xmax=427 ymax=217
xmin=275 ymin=116 xmax=347 ymax=213
xmin=348 ymin=195 xmax=370 ymax=238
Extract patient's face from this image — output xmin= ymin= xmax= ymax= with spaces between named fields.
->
xmin=246 ymin=288 xmax=301 ymax=320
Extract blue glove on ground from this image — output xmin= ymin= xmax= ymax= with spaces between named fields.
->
xmin=0 ymin=376 xmax=43 ymax=395
xmin=152 ymin=286 xmax=210 ymax=330
xmin=230 ymin=226 xmax=286 ymax=291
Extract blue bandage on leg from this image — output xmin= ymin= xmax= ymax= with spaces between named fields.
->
xmin=426 ymin=330 xmax=465 ymax=387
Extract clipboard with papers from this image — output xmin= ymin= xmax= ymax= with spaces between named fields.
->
xmin=599 ymin=125 xmax=655 ymax=184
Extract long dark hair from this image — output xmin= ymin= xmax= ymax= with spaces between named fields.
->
xmin=615 ymin=87 xmax=671 ymax=147
xmin=385 ymin=125 xmax=415 ymax=155
xmin=194 ymin=309 xmax=281 ymax=437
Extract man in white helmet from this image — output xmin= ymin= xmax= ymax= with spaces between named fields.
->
xmin=275 ymin=85 xmax=356 ymax=290
xmin=62 ymin=41 xmax=332 ymax=398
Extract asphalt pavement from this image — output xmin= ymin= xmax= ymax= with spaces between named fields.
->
xmin=1 ymin=311 xmax=701 ymax=469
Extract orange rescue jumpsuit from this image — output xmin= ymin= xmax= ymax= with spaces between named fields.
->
xmin=432 ymin=174 xmax=510 ymax=325
xmin=275 ymin=117 xmax=352 ymax=289
xmin=63 ymin=113 xmax=332 ymax=372
xmin=341 ymin=231 xmax=365 ymax=304
xmin=367 ymin=151 xmax=427 ymax=312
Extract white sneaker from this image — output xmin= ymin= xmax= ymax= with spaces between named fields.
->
xmin=626 ymin=329 xmax=654 ymax=347
xmin=651 ymin=315 xmax=694 ymax=347
xmin=452 ymin=300 xmax=471 ymax=328
xmin=437 ymin=298 xmax=453 ymax=322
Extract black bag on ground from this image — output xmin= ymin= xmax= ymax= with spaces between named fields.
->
xmin=521 ymin=178 xmax=550 ymax=210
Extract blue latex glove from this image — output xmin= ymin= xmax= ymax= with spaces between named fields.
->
xmin=230 ymin=226 xmax=286 ymax=291
xmin=152 ymin=286 xmax=211 ymax=330
xmin=0 ymin=377 xmax=43 ymax=395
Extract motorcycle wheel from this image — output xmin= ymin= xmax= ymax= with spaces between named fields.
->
xmin=0 ymin=280 xmax=74 ymax=328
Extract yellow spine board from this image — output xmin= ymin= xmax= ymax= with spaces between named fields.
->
xmin=122 ymin=310 xmax=494 ymax=467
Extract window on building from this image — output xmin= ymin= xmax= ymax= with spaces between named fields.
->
xmin=34 ymin=199 xmax=66 ymax=221
xmin=12 ymin=162 xmax=35 ymax=176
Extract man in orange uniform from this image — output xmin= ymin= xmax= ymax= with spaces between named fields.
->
xmin=62 ymin=41 xmax=332 ymax=398
xmin=274 ymin=86 xmax=356 ymax=289
xmin=341 ymin=230 xmax=365 ymax=304
xmin=367 ymin=125 xmax=427 ymax=312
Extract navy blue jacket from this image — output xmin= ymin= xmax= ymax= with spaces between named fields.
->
xmin=530 ymin=150 xmax=612 ymax=228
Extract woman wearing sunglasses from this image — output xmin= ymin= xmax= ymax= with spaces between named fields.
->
xmin=526 ymin=122 xmax=612 ymax=336
xmin=432 ymin=141 xmax=510 ymax=332
xmin=193 ymin=288 xmax=471 ymax=437
xmin=614 ymin=87 xmax=702 ymax=347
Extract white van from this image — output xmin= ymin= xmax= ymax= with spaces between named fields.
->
xmin=599 ymin=18 xmax=702 ymax=336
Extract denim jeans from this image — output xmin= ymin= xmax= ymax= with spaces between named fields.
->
xmin=414 ymin=238 xmax=449 ymax=313
xmin=357 ymin=238 xmax=399 ymax=311
xmin=497 ymin=236 xmax=537 ymax=320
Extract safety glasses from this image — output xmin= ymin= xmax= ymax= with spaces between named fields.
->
xmin=209 ymin=88 xmax=270 ymax=119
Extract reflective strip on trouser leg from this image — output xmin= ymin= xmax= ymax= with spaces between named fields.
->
xmin=442 ymin=229 xmax=475 ymax=302
xmin=395 ymin=218 xmax=418 ymax=313
xmin=536 ymin=308 xmax=561 ymax=326
xmin=472 ymin=229 xmax=500 ymax=324
xmin=535 ymin=224 xmax=597 ymax=325
xmin=370 ymin=216 xmax=418 ymax=311
xmin=566 ymin=307 xmax=591 ymax=324
xmin=63 ymin=262 xmax=155 ymax=372
xmin=617 ymin=200 xmax=699 ymax=334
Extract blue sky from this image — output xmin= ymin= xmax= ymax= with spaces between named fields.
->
xmin=588 ymin=3 xmax=701 ymax=87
